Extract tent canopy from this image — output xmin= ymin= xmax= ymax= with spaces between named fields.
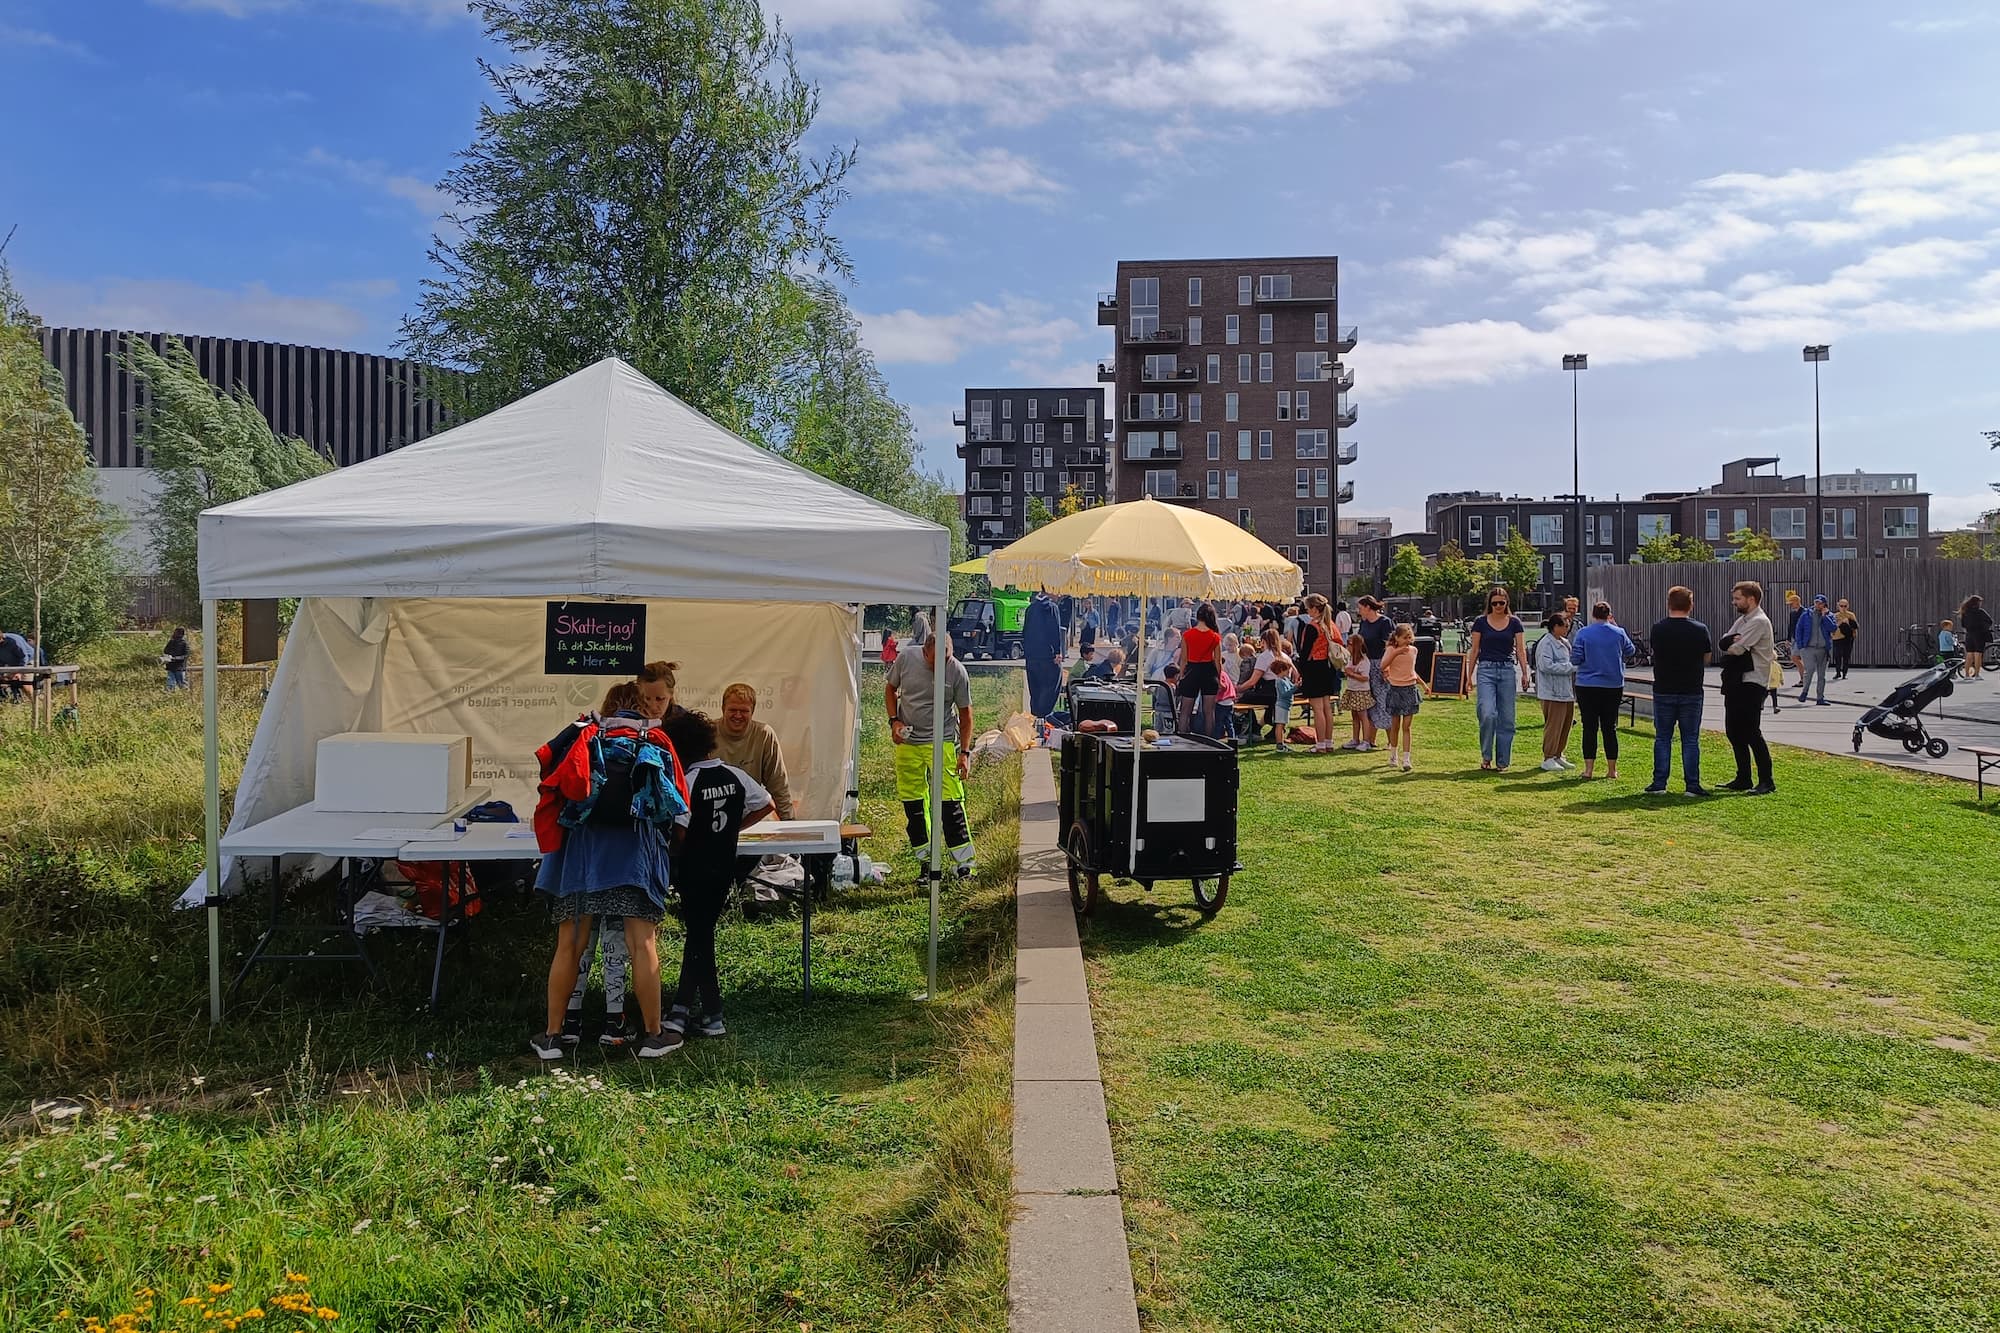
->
xmin=197 ymin=357 xmax=950 ymax=605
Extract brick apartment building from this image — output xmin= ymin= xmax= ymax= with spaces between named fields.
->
xmin=1407 ymin=456 xmax=1932 ymax=603
xmin=1098 ymin=256 xmax=1357 ymax=593
xmin=956 ymin=386 xmax=1109 ymax=557
xmin=1339 ymin=515 xmax=1395 ymax=593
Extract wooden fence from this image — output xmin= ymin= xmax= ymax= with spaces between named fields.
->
xmin=1591 ymin=560 xmax=1991 ymax=669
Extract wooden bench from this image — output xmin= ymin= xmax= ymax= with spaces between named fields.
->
xmin=1965 ymin=746 xmax=2000 ymax=801
xmin=840 ymin=822 xmax=873 ymax=887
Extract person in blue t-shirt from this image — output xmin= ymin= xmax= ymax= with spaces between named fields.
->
xmin=1569 ymin=602 xmax=1637 ymax=781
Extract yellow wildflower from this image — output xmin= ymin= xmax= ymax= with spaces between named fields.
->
xmin=285 ymin=1274 xmax=308 ymax=1284
xmin=244 ymin=1308 xmax=265 ymax=1320
xmin=316 ymin=1308 xmax=339 ymax=1321
xmin=210 ymin=1283 xmax=234 ymax=1295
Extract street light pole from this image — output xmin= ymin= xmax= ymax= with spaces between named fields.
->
xmin=1563 ymin=354 xmax=1588 ymax=604
xmin=1804 ymin=344 xmax=1830 ymax=561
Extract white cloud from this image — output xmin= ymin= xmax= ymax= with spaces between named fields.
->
xmin=769 ymin=0 xmax=927 ymax=30
xmin=301 ymin=147 xmax=450 ymax=224
xmin=804 ymin=0 xmax=1597 ymax=126
xmin=1369 ymin=133 xmax=2000 ymax=399
xmin=21 ymin=275 xmax=377 ymax=346
xmin=858 ymin=296 xmax=1089 ymax=372
xmin=152 ymin=0 xmax=472 ymax=21
xmin=860 ymin=134 xmax=1065 ymax=202
xmin=0 ymin=22 xmax=94 ymax=58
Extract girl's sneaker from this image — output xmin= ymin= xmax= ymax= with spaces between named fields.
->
xmin=1540 ymin=758 xmax=1564 ymax=772
xmin=696 ymin=1014 xmax=727 ymax=1038
xmin=662 ymin=1006 xmax=690 ymax=1037
xmin=1275 ymin=742 xmax=1293 ymax=753
xmin=598 ymin=1012 xmax=639 ymax=1048
xmin=528 ymin=1032 xmax=564 ymax=1061
xmin=636 ymin=1030 xmax=685 ymax=1059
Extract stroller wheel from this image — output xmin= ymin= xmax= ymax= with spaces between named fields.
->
xmin=1926 ymin=737 xmax=1951 ymax=759
xmin=1851 ymin=729 xmax=1863 ymax=753
xmin=1902 ymin=735 xmax=1927 ymax=754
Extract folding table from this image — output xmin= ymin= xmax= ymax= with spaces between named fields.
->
xmin=216 ymin=788 xmax=490 ymax=1010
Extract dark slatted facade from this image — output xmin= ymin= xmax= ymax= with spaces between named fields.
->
xmin=37 ymin=328 xmax=448 ymax=469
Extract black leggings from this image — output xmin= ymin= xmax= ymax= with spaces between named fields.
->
xmin=1723 ymin=681 xmax=1774 ymax=787
xmin=674 ymin=877 xmax=729 ymax=1017
xmin=1576 ymin=685 xmax=1623 ymax=762
xmin=903 ymin=799 xmax=971 ymax=850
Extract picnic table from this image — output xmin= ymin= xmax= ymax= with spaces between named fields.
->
xmin=2 ymin=664 xmax=81 ymax=728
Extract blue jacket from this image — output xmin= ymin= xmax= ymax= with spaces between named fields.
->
xmin=1022 ymin=595 xmax=1064 ymax=659
xmin=1569 ymin=620 xmax=1635 ymax=689
xmin=1792 ymin=608 xmax=1837 ymax=651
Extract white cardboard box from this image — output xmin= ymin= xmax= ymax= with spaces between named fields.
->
xmin=314 ymin=732 xmax=473 ymax=814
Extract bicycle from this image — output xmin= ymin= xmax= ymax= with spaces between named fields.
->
xmin=1897 ymin=623 xmax=1934 ymax=670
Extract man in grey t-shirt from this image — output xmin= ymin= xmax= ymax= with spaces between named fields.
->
xmin=885 ymin=636 xmax=977 ymax=875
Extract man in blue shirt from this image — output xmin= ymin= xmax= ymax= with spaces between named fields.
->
xmin=1792 ymin=593 xmax=1836 ymax=706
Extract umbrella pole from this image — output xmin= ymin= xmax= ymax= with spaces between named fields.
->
xmin=1129 ymin=582 xmax=1147 ymax=876
xmin=203 ymin=598 xmax=223 ymax=1026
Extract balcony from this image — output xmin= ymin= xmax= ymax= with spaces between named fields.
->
xmin=1123 ymin=404 xmax=1183 ymax=425
xmin=1255 ymin=283 xmax=1337 ymax=305
xmin=971 ymin=450 xmax=1017 ymax=469
xmin=951 ymin=408 xmax=967 ymax=427
xmin=1064 ymin=448 xmax=1106 ymax=468
xmin=1096 ymin=360 xmax=1117 ymax=383
xmin=1335 ymin=325 xmax=1358 ymax=353
xmin=1048 ymin=401 xmax=1093 ymax=419
xmin=1335 ymin=398 xmax=1358 ymax=429
xmin=1159 ymin=483 xmax=1203 ymax=503
xmin=1329 ymin=366 xmax=1355 ymax=395
xmin=1124 ymin=325 xmax=1184 ymax=346
xmin=1336 ymin=480 xmax=1356 ymax=505
xmin=1096 ymin=292 xmax=1118 ymax=326
xmin=967 ymin=473 xmax=1010 ymax=493
xmin=1336 ymin=439 xmax=1358 ymax=465
xmin=1141 ymin=364 xmax=1198 ymax=384
xmin=1124 ymin=440 xmax=1183 ymax=462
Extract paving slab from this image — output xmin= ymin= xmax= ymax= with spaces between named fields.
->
xmin=1016 ymin=943 xmax=1090 ymax=1005
xmin=1013 ymin=1080 xmax=1120 ymax=1194
xmin=1009 ymin=1194 xmax=1141 ymax=1333
xmin=1014 ymin=1002 xmax=1103 ymax=1083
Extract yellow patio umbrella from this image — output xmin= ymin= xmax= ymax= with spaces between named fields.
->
xmin=987 ymin=497 xmax=1301 ymax=876
xmin=949 ymin=557 xmax=989 ymax=576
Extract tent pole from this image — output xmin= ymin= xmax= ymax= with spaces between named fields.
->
xmin=203 ymin=598 xmax=223 ymax=1026
xmin=847 ymin=606 xmax=865 ymax=822
xmin=1129 ymin=581 xmax=1147 ymax=876
xmin=927 ymin=601 xmax=947 ymax=1001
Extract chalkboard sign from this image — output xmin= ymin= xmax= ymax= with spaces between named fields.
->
xmin=545 ymin=602 xmax=647 ymax=676
xmin=1428 ymin=651 xmax=1468 ymax=698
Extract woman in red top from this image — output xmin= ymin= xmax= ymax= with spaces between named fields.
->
xmin=1174 ymin=602 xmax=1227 ymax=737
xmin=1293 ymin=593 xmax=1343 ymax=751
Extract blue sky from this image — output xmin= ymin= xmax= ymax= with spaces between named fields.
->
xmin=4 ymin=0 xmax=1999 ymax=533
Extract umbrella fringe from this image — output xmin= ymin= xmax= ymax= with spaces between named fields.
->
xmin=983 ymin=557 xmax=1300 ymax=601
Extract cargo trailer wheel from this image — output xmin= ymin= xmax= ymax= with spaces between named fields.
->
xmin=1927 ymin=737 xmax=1951 ymax=759
xmin=1066 ymin=822 xmax=1100 ymax=917
xmin=1192 ymin=874 xmax=1230 ymax=916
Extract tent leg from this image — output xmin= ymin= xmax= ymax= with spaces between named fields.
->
xmin=1130 ymin=585 xmax=1147 ymax=877
xmin=925 ymin=602 xmax=947 ymax=1002
xmin=846 ymin=606 xmax=865 ymax=822
xmin=203 ymin=599 xmax=223 ymax=1027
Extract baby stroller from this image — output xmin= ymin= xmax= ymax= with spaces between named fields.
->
xmin=1851 ymin=662 xmax=1955 ymax=758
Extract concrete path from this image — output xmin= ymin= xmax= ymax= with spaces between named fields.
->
xmin=1009 ymin=746 xmax=1141 ymax=1333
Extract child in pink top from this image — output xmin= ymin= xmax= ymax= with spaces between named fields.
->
xmin=1380 ymin=624 xmax=1424 ymax=771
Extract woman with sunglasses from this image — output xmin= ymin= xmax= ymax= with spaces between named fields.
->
xmin=1468 ymin=586 xmax=1532 ymax=771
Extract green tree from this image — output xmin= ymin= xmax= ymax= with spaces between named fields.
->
xmin=1468 ymin=552 xmax=1503 ymax=596
xmin=1025 ymin=496 xmax=1055 ymax=531
xmin=1496 ymin=531 xmax=1541 ymax=599
xmin=1345 ymin=575 xmax=1374 ymax=599
xmin=121 ymin=337 xmax=333 ymax=605
xmin=1056 ymin=483 xmax=1084 ymax=518
xmin=1423 ymin=540 xmax=1474 ymax=606
xmin=1938 ymin=530 xmax=1985 ymax=560
xmin=1383 ymin=542 xmax=1427 ymax=596
xmin=0 ymin=260 xmax=118 ymax=658
xmin=399 ymin=0 xmax=855 ymax=445
xmin=1728 ymin=527 xmax=1782 ymax=562
xmin=1634 ymin=532 xmax=1717 ymax=564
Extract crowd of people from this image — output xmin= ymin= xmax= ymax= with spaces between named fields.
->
xmin=527 ymin=659 xmax=802 ymax=1061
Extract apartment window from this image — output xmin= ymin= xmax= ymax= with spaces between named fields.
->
xmin=1315 ymin=312 xmax=1329 ymax=342
xmin=1225 ymin=470 xmax=1240 ymax=499
xmin=1826 ymin=547 xmax=1856 ymax=559
xmin=1822 ymin=508 xmax=1838 ymax=540
xmin=1637 ymin=513 xmax=1671 ymax=540
xmin=1129 ymin=276 xmax=1160 ymax=339
xmin=1277 ymin=391 xmax=1291 ymax=421
xmin=1238 ymin=275 xmax=1253 ymax=305
xmin=1904 ymin=546 xmax=1920 ymax=559
xmin=1207 ymin=355 xmax=1221 ymax=383
xmin=1063 ymin=423 xmax=1075 ymax=443
xmin=970 ymin=399 xmax=992 ymax=440
xmin=1143 ymin=469 xmax=1177 ymax=497
xmin=1024 ymin=472 xmax=1040 ymax=493
xmin=1704 ymin=507 xmax=1721 ymax=540
xmin=1001 ymin=472 xmax=1013 ymax=491
xmin=1143 ymin=353 xmax=1177 ymax=381
xmin=1226 ymin=314 xmax=1240 ymax=345
xmin=1530 ymin=514 xmax=1564 ymax=545
xmin=1732 ymin=507 xmax=1748 ymax=533
xmin=1295 ymin=429 xmax=1328 ymax=459
xmin=1259 ymin=314 xmax=1274 ymax=345
xmin=1790 ymin=547 xmax=1807 ymax=560
xmin=1001 ymin=423 xmax=1014 ymax=441
xmin=1237 ymin=354 xmax=1251 ymax=384
xmin=1297 ymin=507 xmax=1329 ymax=536
xmin=1296 ymin=468 xmax=1311 ymax=498
xmin=1189 ymin=394 xmax=1202 ymax=423
xmin=1843 ymin=508 xmax=1856 ymax=538
xmin=1207 ymin=431 xmax=1221 ymax=460
xmin=1188 ymin=277 xmax=1202 ymax=307
xmin=1549 ymin=553 xmax=1565 ymax=586
xmin=1468 ymin=515 xmax=1485 ymax=547
xmin=1207 ymin=469 xmax=1221 ymax=500
xmin=1295 ymin=352 xmax=1325 ymax=381
xmin=1027 ymin=397 xmax=1038 ymax=419
xmin=1587 ymin=553 xmax=1615 ymax=569
xmin=1884 ymin=506 xmax=1919 ymax=538
xmin=1238 ymin=430 xmax=1251 ymax=461
xmin=1258 ymin=353 xmax=1273 ymax=383
xmin=1058 ymin=471 xmax=1070 ymax=489
xmin=1258 ymin=274 xmax=1293 ymax=299
xmin=1002 ymin=399 xmax=1012 ymax=419
xmin=1225 ymin=393 xmax=1239 ymax=422
xmin=1188 ymin=316 xmax=1203 ymax=345
xmin=1082 ymin=473 xmax=1096 ymax=492
xmin=1770 ymin=507 xmax=1806 ymax=540
xmin=979 ymin=447 xmax=1005 ymax=466
xmin=1123 ymin=430 xmax=1178 ymax=461
xmin=1494 ymin=516 xmax=1510 ymax=543
xmin=1294 ymin=544 xmax=1310 ymax=572
xmin=1240 ymin=509 xmax=1254 ymax=529
xmin=1315 ymin=467 xmax=1329 ymax=498
xmin=1295 ymin=391 xmax=1309 ymax=421
xmin=1258 ymin=430 xmax=1273 ymax=460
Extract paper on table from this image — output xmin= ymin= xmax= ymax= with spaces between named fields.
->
xmin=505 ymin=828 xmax=538 ymax=840
xmin=358 ymin=826 xmax=463 ymax=843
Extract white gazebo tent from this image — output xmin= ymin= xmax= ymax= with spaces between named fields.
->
xmin=195 ymin=357 xmax=955 ymax=1021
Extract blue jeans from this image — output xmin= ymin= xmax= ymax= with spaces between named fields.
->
xmin=1475 ymin=661 xmax=1518 ymax=766
xmin=166 ymin=668 xmax=188 ymax=691
xmin=1651 ymin=692 xmax=1703 ymax=789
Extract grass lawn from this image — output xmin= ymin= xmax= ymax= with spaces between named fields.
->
xmin=2 ymin=637 xmax=1020 ymax=1332
xmin=1082 ymin=698 xmax=2000 ymax=1332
